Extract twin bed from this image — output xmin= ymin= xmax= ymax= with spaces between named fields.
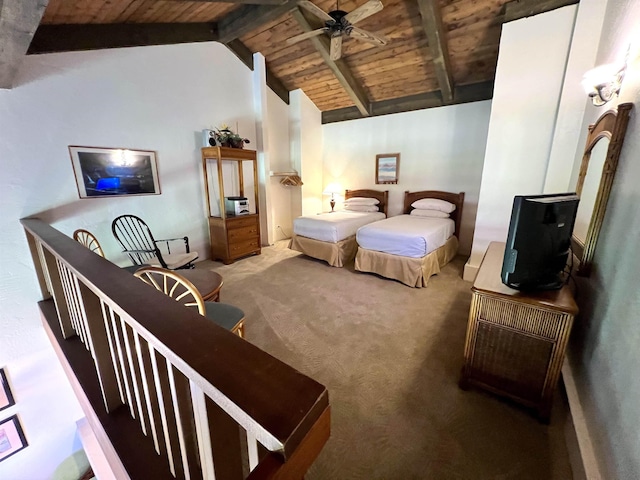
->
xmin=290 ymin=189 xmax=464 ymax=287
xmin=289 ymin=189 xmax=389 ymax=267
xmin=355 ymin=190 xmax=464 ymax=287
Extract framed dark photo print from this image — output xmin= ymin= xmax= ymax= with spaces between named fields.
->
xmin=0 ymin=415 xmax=28 ymax=462
xmin=375 ymin=153 xmax=400 ymax=184
xmin=69 ymin=146 xmax=161 ymax=199
xmin=0 ymin=368 xmax=15 ymax=412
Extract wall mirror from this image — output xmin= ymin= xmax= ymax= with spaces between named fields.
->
xmin=571 ymin=102 xmax=632 ymax=276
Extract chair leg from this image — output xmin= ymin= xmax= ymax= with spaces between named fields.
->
xmin=233 ymin=320 xmax=245 ymax=338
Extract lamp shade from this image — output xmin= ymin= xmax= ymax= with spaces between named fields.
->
xmin=582 ymin=63 xmax=625 ymax=105
xmin=322 ymin=183 xmax=343 ymax=196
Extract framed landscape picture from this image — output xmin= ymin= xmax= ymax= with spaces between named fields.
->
xmin=69 ymin=146 xmax=161 ymax=199
xmin=0 ymin=415 xmax=28 ymax=462
xmin=0 ymin=368 xmax=15 ymax=413
xmin=375 ymin=153 xmax=400 ymax=184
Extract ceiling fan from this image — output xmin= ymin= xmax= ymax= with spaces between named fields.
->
xmin=287 ymin=0 xmax=388 ymax=61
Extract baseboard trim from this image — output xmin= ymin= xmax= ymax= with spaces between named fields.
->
xmin=463 ymin=260 xmax=479 ymax=282
xmin=562 ymin=355 xmax=602 ymax=480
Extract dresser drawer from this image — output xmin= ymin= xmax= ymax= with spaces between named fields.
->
xmin=476 ymin=294 xmax=567 ymax=341
xmin=229 ymin=239 xmax=260 ymax=258
xmin=227 ymin=215 xmax=258 ymax=230
xmin=228 ymin=225 xmax=259 ymax=242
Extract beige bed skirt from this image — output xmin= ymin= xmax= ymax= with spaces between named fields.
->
xmin=355 ymin=236 xmax=459 ymax=287
xmin=289 ymin=234 xmax=358 ymax=267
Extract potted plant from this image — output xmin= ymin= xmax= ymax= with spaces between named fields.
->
xmin=214 ymin=124 xmax=250 ymax=149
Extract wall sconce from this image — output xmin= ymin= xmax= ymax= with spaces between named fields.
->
xmin=582 ymin=62 xmax=626 ymax=106
xmin=322 ymin=182 xmax=342 ymax=212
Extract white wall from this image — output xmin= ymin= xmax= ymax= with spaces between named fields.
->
xmin=465 ymin=6 xmax=577 ymax=279
xmin=0 ymin=41 xmax=255 ymax=478
xmin=543 ymin=0 xmax=609 ymax=194
xmin=290 ymin=89 xmax=323 ymax=218
xmin=266 ymin=88 xmax=293 ymax=242
xmin=321 ymin=102 xmax=492 ymax=255
xmin=565 ymin=0 xmax=640 ymax=477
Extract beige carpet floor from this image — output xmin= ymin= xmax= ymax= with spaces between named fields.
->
xmin=196 ymin=242 xmax=573 ymax=480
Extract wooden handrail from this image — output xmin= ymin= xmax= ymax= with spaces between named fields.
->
xmin=22 ymin=217 xmax=330 ymax=478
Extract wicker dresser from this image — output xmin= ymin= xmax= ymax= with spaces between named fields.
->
xmin=460 ymin=242 xmax=578 ymax=421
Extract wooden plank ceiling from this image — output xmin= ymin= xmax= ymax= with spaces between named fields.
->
xmin=2 ymin=0 xmax=578 ymax=123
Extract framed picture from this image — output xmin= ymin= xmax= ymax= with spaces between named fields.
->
xmin=0 ymin=415 xmax=28 ymax=462
xmin=375 ymin=153 xmax=400 ymax=184
xmin=69 ymin=146 xmax=161 ymax=198
xmin=0 ymin=368 xmax=15 ymax=413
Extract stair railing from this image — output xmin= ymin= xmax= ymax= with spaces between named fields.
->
xmin=22 ymin=218 xmax=330 ymax=480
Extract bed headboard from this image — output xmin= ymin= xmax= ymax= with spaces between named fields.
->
xmin=345 ymin=189 xmax=389 ymax=216
xmin=403 ymin=190 xmax=465 ymax=238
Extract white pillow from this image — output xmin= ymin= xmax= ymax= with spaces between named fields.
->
xmin=411 ymin=198 xmax=456 ymax=213
xmin=344 ymin=197 xmax=380 ymax=205
xmin=344 ymin=204 xmax=379 ymax=212
xmin=410 ymin=209 xmax=450 ymax=218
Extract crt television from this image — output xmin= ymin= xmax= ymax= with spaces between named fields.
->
xmin=501 ymin=193 xmax=579 ymax=291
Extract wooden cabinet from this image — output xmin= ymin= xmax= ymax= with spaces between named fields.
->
xmin=460 ymin=242 xmax=578 ymax=421
xmin=201 ymin=147 xmax=261 ymax=264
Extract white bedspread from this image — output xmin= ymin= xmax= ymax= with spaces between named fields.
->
xmin=356 ymin=215 xmax=455 ymax=258
xmin=293 ymin=211 xmax=386 ymax=243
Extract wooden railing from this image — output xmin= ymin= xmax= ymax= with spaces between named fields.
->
xmin=22 ymin=218 xmax=330 ymax=480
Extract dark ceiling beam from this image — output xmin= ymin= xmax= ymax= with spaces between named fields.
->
xmin=321 ymin=81 xmax=494 ymax=124
xmin=28 ymin=23 xmax=217 ymax=54
xmin=292 ymin=8 xmax=370 ymax=117
xmin=225 ymin=38 xmax=255 ymax=69
xmin=224 ymin=38 xmax=290 ymax=104
xmin=217 ymin=0 xmax=298 ymax=44
xmin=416 ymin=0 xmax=454 ymax=104
xmin=503 ymin=0 xmax=579 ymax=22
xmin=0 ymin=0 xmax=49 ymax=88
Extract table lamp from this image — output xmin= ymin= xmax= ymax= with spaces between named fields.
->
xmin=322 ymin=183 xmax=342 ymax=212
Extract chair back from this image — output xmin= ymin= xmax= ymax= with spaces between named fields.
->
xmin=73 ymin=229 xmax=105 ymax=257
xmin=112 ymin=215 xmax=161 ymax=266
xmin=134 ymin=266 xmax=206 ymax=315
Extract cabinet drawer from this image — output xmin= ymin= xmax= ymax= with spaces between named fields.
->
xmin=476 ymin=294 xmax=567 ymax=341
xmin=228 ymin=225 xmax=259 ymax=242
xmin=227 ymin=215 xmax=258 ymax=229
xmin=229 ymin=239 xmax=260 ymax=258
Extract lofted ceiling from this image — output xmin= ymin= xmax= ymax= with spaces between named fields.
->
xmin=2 ymin=0 xmax=577 ymax=123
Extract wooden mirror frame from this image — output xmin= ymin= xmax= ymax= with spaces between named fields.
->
xmin=572 ymin=102 xmax=632 ymax=276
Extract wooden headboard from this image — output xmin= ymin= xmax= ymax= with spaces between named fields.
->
xmin=345 ymin=189 xmax=389 ymax=216
xmin=403 ymin=190 xmax=465 ymax=239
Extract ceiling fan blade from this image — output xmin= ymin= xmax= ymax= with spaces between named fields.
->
xmin=298 ymin=0 xmax=333 ymax=21
xmin=349 ymin=26 xmax=388 ymax=45
xmin=286 ymin=27 xmax=328 ymax=45
xmin=330 ymin=35 xmax=343 ymax=61
xmin=344 ymin=0 xmax=384 ymax=25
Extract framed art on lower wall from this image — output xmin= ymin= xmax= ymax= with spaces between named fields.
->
xmin=0 ymin=415 xmax=28 ymax=462
xmin=0 ymin=368 xmax=15 ymax=413
xmin=69 ymin=145 xmax=161 ymax=199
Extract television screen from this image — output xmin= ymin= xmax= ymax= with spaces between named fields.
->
xmin=501 ymin=193 xmax=579 ymax=290
xmin=69 ymin=146 xmax=160 ymax=199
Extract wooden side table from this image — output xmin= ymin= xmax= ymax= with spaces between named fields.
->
xmin=460 ymin=242 xmax=578 ymax=421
